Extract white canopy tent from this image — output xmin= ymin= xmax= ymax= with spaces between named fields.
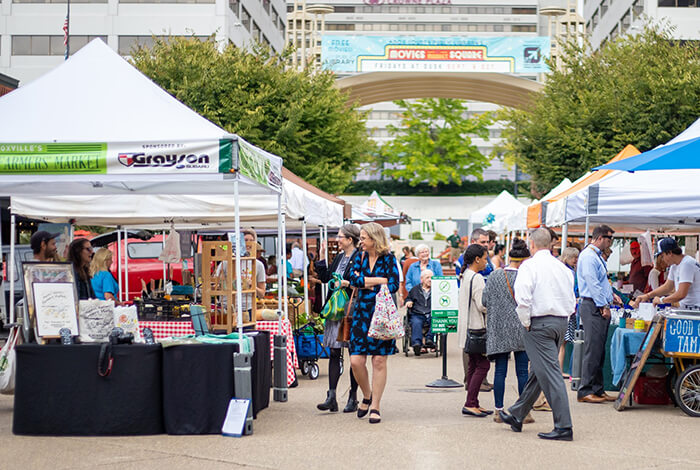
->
xmin=469 ymin=190 xmax=526 ymax=234
xmin=0 ymin=39 xmax=287 ymax=339
xmin=549 ymin=120 xmax=700 ymax=233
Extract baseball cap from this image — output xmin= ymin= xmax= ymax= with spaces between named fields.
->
xmin=654 ymin=237 xmax=679 ymax=257
xmin=30 ymin=231 xmax=60 ymax=252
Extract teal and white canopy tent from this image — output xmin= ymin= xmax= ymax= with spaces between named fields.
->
xmin=0 ymin=39 xmax=284 ymax=338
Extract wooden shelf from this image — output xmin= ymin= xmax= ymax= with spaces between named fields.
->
xmin=201 ymin=240 xmax=259 ymax=333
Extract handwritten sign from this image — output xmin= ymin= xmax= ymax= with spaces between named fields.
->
xmin=33 ymin=282 xmax=79 ymax=337
xmin=663 ymin=317 xmax=700 ymax=355
xmin=78 ymin=299 xmax=115 ymax=342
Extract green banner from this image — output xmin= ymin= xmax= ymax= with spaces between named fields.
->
xmin=219 ymin=139 xmax=233 ymax=173
xmin=237 ymin=138 xmax=282 ymax=192
xmin=0 ymin=143 xmax=107 ymax=174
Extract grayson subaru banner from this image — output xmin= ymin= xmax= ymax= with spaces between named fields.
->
xmin=0 ymin=140 xmax=228 ymax=175
xmin=322 ymin=36 xmax=550 ymax=74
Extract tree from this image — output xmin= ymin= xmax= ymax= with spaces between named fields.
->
xmin=377 ymin=98 xmax=493 ymax=187
xmin=498 ymin=24 xmax=700 ymax=197
xmin=129 ymin=37 xmax=373 ymax=194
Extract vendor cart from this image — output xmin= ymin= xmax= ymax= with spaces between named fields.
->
xmin=659 ymin=310 xmax=700 ymax=417
xmin=615 ymin=310 xmax=700 ymax=417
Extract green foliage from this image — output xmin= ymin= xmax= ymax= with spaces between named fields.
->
xmin=498 ymin=24 xmax=700 ymax=197
xmin=409 ymin=231 xmax=423 ymax=240
xmin=129 ymin=37 xmax=374 ymax=194
xmin=433 ymin=232 xmax=446 ymax=241
xmin=344 ymin=178 xmax=525 ymax=196
xmin=377 ymin=98 xmax=493 ymax=187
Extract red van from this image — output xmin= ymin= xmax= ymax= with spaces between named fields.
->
xmin=92 ymin=231 xmax=192 ymax=301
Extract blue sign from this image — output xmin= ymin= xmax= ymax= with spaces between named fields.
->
xmin=321 ymin=36 xmax=551 ymax=74
xmin=664 ymin=317 xmax=700 ymax=354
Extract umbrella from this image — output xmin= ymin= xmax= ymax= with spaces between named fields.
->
xmin=593 ymin=136 xmax=700 ymax=172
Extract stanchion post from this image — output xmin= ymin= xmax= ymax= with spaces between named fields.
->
xmin=426 ymin=333 xmax=462 ymax=388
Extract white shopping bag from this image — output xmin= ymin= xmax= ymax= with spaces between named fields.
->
xmin=0 ymin=327 xmax=20 ymax=395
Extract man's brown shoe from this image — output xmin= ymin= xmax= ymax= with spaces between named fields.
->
xmin=578 ymin=394 xmax=606 ymax=403
xmin=599 ymin=393 xmax=616 ymax=402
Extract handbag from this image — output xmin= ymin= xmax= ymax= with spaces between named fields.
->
xmin=320 ymin=273 xmax=349 ymax=322
xmin=0 ymin=326 xmax=19 ymax=395
xmin=337 ymin=287 xmax=356 ymax=343
xmin=463 ymin=274 xmax=487 ymax=355
xmin=368 ymin=284 xmax=404 ymax=340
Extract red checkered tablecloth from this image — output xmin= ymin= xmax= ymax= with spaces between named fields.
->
xmin=255 ymin=319 xmax=298 ymax=386
xmin=139 ymin=321 xmax=195 ymax=340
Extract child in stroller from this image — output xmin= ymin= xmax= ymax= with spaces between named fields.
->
xmin=404 ymin=269 xmax=435 ymax=356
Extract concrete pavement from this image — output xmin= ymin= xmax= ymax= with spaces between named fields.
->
xmin=1 ymin=336 xmax=699 ymax=470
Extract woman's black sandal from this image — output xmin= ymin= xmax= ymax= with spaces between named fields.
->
xmin=368 ymin=409 xmax=381 ymax=424
xmin=357 ymin=396 xmax=372 ymax=418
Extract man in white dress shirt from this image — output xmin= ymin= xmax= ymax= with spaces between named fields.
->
xmin=499 ymin=228 xmax=576 ymax=441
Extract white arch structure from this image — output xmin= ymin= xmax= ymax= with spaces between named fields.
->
xmin=335 ymin=72 xmax=543 ymax=109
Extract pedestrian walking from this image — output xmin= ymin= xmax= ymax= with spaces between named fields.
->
xmin=576 ymin=225 xmax=621 ymax=404
xmin=458 ymin=244 xmax=491 ymax=417
xmin=499 ymin=228 xmax=576 ymax=441
xmin=483 ymin=239 xmax=533 ymax=424
xmin=349 ymin=222 xmax=400 ymax=424
xmin=314 ymin=224 xmax=362 ymax=413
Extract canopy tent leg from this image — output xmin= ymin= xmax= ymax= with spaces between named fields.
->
xmin=162 ymin=231 xmax=167 ymax=289
xmin=273 ymin=195 xmax=289 ymax=403
xmin=562 ymin=223 xmax=569 ymax=250
xmin=281 ymin=217 xmax=288 ymax=321
xmin=584 ymin=216 xmax=590 ymax=246
xmin=234 ymin=179 xmax=243 ymax=337
xmin=277 ymin=194 xmax=283 ymax=314
xmin=302 ymin=219 xmax=309 ymax=319
xmin=505 ymin=231 xmax=511 ymax=262
xmin=117 ymin=228 xmax=123 ymax=302
xmin=124 ymin=227 xmax=129 ymax=302
xmin=9 ymin=214 xmax=15 ymax=325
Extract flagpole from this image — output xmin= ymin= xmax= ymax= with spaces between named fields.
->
xmin=64 ymin=0 xmax=70 ymax=60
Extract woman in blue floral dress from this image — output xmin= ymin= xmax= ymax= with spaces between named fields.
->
xmin=349 ymin=222 xmax=400 ymax=425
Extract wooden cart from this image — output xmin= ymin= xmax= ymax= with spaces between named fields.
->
xmin=615 ymin=310 xmax=700 ymax=417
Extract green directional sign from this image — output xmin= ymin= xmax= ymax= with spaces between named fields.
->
xmin=430 ymin=275 xmax=458 ymax=334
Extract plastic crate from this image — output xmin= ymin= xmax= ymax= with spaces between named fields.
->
xmin=633 ymin=376 xmax=671 ymax=405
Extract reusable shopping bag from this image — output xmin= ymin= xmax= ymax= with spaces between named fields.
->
xmin=320 ymin=273 xmax=349 ymax=321
xmin=0 ymin=327 xmax=20 ymax=395
xmin=368 ymin=285 xmax=404 ymax=340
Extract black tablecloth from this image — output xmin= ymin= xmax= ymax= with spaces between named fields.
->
xmin=247 ymin=330 xmax=271 ymax=416
xmin=161 ymin=331 xmax=271 ymax=435
xmin=13 ymin=344 xmax=163 ymax=436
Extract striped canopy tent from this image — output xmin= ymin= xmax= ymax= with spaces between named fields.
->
xmin=526 ymin=144 xmax=641 ymax=229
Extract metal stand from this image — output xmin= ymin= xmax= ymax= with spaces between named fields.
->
xmin=570 ymin=328 xmax=584 ymax=391
xmin=426 ymin=334 xmax=462 ymax=388
xmin=233 ymin=352 xmax=254 ymax=435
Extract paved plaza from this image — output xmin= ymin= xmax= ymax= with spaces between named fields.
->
xmin=0 ymin=336 xmax=699 ymax=470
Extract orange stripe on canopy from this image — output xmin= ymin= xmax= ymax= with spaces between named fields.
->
xmin=546 ymin=144 xmax=640 ymax=203
xmin=525 ymin=144 xmax=640 ymax=229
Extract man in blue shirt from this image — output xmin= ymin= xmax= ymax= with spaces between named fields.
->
xmin=456 ymin=228 xmax=493 ymax=280
xmin=576 ymin=224 xmax=621 ymax=404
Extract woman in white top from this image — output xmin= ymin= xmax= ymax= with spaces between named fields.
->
xmin=457 ymin=244 xmax=490 ymax=417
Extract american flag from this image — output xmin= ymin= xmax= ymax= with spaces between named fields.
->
xmin=63 ymin=17 xmax=69 ymax=46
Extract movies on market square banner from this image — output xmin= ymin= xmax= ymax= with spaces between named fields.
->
xmin=322 ymin=36 xmax=551 ymax=74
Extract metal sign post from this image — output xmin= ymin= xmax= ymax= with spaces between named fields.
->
xmin=426 ymin=275 xmax=462 ymax=388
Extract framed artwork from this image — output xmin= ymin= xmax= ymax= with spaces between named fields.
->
xmin=22 ymin=262 xmax=79 ymax=341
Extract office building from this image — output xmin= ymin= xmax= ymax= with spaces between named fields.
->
xmin=0 ymin=0 xmax=287 ymax=85
xmin=584 ymin=0 xmax=700 ymax=49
